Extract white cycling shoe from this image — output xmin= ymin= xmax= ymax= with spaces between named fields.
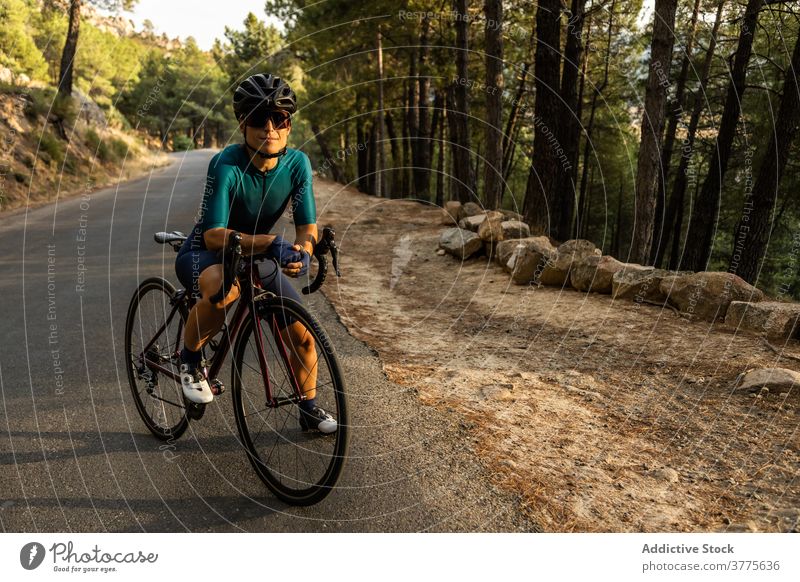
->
xmin=180 ymin=363 xmax=214 ymax=404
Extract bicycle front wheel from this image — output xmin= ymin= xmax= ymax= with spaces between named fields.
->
xmin=124 ymin=277 xmax=190 ymax=440
xmin=232 ymin=296 xmax=349 ymax=506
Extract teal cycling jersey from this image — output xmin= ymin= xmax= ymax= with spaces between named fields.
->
xmin=192 ymin=144 xmax=315 ymax=248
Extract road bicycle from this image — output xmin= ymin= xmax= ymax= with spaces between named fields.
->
xmin=124 ymin=227 xmax=348 ymax=506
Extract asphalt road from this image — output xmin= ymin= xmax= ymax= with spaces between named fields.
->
xmin=0 ymin=150 xmax=537 ymax=532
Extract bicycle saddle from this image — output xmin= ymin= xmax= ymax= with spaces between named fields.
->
xmin=154 ymin=231 xmax=187 ymax=244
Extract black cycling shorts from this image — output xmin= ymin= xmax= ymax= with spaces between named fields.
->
xmin=174 ymin=234 xmax=301 ymax=329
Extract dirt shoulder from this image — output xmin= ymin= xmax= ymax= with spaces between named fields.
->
xmin=313 ymin=177 xmax=799 ymax=533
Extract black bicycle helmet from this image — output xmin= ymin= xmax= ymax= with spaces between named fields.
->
xmin=233 ymin=73 xmax=297 ymax=122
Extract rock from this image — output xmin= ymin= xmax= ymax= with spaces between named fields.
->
xmin=504 ymin=237 xmax=558 ymax=284
xmin=735 ymin=368 xmax=800 ymax=394
xmin=461 ymin=202 xmax=483 ymax=217
xmin=499 ymin=209 xmax=525 ymax=223
xmin=458 ymin=214 xmax=486 ymax=232
xmin=495 ymin=238 xmax=526 ymax=270
xmin=570 ymin=255 xmax=625 ymax=294
xmin=74 ymin=88 xmax=107 ymax=126
xmin=441 ymin=201 xmax=463 ymax=225
xmin=477 ymin=211 xmax=505 ymax=241
xmin=0 ymin=67 xmax=12 ymax=85
xmin=540 ymin=239 xmax=600 ymax=287
xmin=660 ymin=271 xmax=764 ymax=321
xmin=612 ymin=267 xmax=688 ymax=302
xmin=438 ymin=227 xmax=483 ymax=259
xmin=500 ymin=220 xmax=530 ymax=240
xmin=436 ymin=248 xmax=446 ymax=256
xmin=724 ymin=301 xmax=800 ymax=340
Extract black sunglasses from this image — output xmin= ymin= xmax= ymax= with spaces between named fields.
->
xmin=246 ymin=109 xmax=291 ymax=130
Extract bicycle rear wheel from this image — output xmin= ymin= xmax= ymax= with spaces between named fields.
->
xmin=125 ymin=277 xmax=190 ymax=440
xmin=232 ymin=296 xmax=348 ymax=505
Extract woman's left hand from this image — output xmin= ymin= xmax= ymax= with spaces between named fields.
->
xmin=282 ymin=244 xmax=310 ymax=277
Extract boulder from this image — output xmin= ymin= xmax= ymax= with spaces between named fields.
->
xmin=570 ymin=255 xmax=626 ymax=294
xmin=500 ymin=209 xmax=525 ymax=223
xmin=540 ymin=239 xmax=600 ymax=287
xmin=458 ymin=214 xmax=486 ymax=232
xmin=477 ymin=211 xmax=505 ymax=242
xmin=500 ymin=220 xmax=530 ymax=240
xmin=461 ymin=202 xmax=483 ymax=217
xmin=660 ymin=271 xmax=764 ymax=321
xmin=734 ymin=368 xmax=800 ymax=394
xmin=495 ymin=238 xmax=527 ymax=270
xmin=612 ymin=267 xmax=687 ymax=302
xmin=504 ymin=237 xmax=558 ymax=284
xmin=438 ymin=227 xmax=483 ymax=259
xmin=441 ymin=201 xmax=463 ymax=225
xmin=74 ymin=88 xmax=107 ymax=126
xmin=724 ymin=301 xmax=800 ymax=340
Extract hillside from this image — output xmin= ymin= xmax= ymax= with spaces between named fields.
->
xmin=0 ymin=86 xmax=168 ymax=213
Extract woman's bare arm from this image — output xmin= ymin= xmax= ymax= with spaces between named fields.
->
xmin=203 ymin=228 xmax=277 ymax=256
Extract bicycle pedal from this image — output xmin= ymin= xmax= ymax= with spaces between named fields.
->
xmin=210 ymin=379 xmax=226 ymax=396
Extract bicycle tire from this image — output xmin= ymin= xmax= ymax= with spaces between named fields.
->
xmin=125 ymin=277 xmax=191 ymax=440
xmin=231 ymin=295 xmax=349 ymax=505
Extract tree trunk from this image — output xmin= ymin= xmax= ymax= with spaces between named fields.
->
xmin=356 ymin=117 xmax=369 ymax=193
xmin=407 ymin=53 xmax=418 ymax=198
xmin=428 ymin=90 xmax=441 ymax=180
xmin=58 ymin=0 xmax=82 ymax=97
xmin=502 ymin=62 xmax=530 ymax=182
xmin=375 ymin=30 xmax=387 ymax=197
xmin=553 ymin=0 xmax=587 ymax=240
xmin=523 ymin=0 xmax=562 ymax=235
xmin=312 ymin=124 xmax=344 ymax=183
xmin=612 ymin=182 xmax=623 ymax=257
xmin=367 ymin=122 xmax=377 ymax=195
xmin=649 ymin=0 xmax=701 ymax=265
xmin=401 ymin=88 xmax=410 ymax=198
xmin=483 ymin=0 xmax=504 ymax=210
xmin=502 ymin=30 xmax=534 ymax=183
xmin=578 ymin=0 xmax=615 ymax=238
xmin=449 ymin=0 xmax=475 ymax=203
xmin=413 ymin=18 xmax=432 ymax=200
xmin=733 ymin=31 xmax=800 ymax=284
xmin=437 ymin=91 xmax=447 ymax=207
xmin=385 ymin=112 xmax=401 ymax=197
xmin=630 ymin=0 xmax=678 ymax=265
xmin=681 ymin=0 xmax=761 ymax=271
xmin=661 ymin=0 xmax=724 ymax=269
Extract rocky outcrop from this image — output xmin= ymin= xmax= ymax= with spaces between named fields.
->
xmin=570 ymin=255 xmax=626 ymax=294
xmin=660 ymin=272 xmax=764 ymax=321
xmin=725 ymin=301 xmax=800 ymax=340
xmin=439 ymin=227 xmax=483 ymax=259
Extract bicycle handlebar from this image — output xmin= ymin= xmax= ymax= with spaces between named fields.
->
xmin=208 ymin=226 xmax=341 ymax=304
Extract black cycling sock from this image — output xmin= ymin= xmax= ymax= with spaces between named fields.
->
xmin=299 ymin=397 xmax=316 ymax=412
xmin=181 ymin=346 xmax=202 ymax=370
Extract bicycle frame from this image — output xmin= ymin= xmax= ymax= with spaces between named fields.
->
xmin=136 ymin=263 xmax=305 ymax=408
